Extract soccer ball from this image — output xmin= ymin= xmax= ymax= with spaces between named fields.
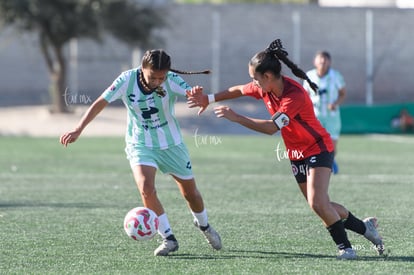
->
xmin=124 ymin=207 xmax=159 ymax=241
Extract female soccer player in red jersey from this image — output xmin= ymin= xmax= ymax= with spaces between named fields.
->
xmin=187 ymin=39 xmax=384 ymax=260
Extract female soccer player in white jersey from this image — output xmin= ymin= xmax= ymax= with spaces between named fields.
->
xmin=60 ymin=49 xmax=222 ymax=256
xmin=303 ymin=51 xmax=346 ymax=174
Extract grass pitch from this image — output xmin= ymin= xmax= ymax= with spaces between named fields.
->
xmin=1 ymin=135 xmax=413 ymax=274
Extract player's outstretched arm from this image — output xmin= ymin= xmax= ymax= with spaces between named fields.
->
xmin=187 ymin=84 xmax=245 ymax=116
xmin=60 ymin=96 xmax=109 ymax=147
xmin=214 ymin=105 xmax=278 ymax=135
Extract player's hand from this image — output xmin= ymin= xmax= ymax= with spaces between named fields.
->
xmin=186 ymin=86 xmax=209 ymax=115
xmin=328 ymin=103 xmax=337 ymax=111
xmin=214 ymin=105 xmax=239 ymax=122
xmin=60 ymin=129 xmax=81 ymax=147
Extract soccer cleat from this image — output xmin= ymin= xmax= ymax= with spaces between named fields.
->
xmin=153 ymin=239 xmax=179 ymax=256
xmin=194 ymin=221 xmax=222 ymax=250
xmin=337 ymin=247 xmax=357 ymax=260
xmin=363 ymin=217 xmax=385 ymax=255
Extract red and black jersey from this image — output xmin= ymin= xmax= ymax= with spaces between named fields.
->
xmin=242 ymin=76 xmax=334 ymax=160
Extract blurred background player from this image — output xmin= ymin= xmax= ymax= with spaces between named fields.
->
xmin=303 ymin=51 xmax=346 ymax=174
xmin=398 ymin=108 xmax=414 ymax=132
xmin=60 ymin=49 xmax=221 ymax=256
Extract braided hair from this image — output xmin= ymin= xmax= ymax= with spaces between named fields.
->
xmin=250 ymin=39 xmax=318 ymax=94
xmin=140 ymin=49 xmax=210 ymax=97
xmin=141 ymin=49 xmax=211 ymax=75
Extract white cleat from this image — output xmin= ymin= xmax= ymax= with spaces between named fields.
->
xmin=363 ymin=217 xmax=385 ymax=255
xmin=194 ymin=221 xmax=222 ymax=250
xmin=337 ymin=247 xmax=357 ymax=260
xmin=153 ymin=239 xmax=179 ymax=256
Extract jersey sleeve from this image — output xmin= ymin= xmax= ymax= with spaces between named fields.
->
xmin=241 ymin=82 xmax=263 ymax=99
xmin=166 ymin=72 xmax=192 ymax=97
xmin=101 ymin=71 xmax=129 ymax=103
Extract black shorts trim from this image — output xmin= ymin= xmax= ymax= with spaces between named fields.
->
xmin=290 ymin=151 xmax=334 ymax=184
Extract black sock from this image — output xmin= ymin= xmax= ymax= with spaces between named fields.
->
xmin=343 ymin=212 xmax=366 ymax=235
xmin=166 ymin=234 xmax=177 ymax=241
xmin=200 ymin=224 xmax=210 ymax=231
xmin=327 ymin=220 xmax=352 ymax=250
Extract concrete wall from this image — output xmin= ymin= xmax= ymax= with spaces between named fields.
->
xmin=0 ymin=4 xmax=413 ymax=106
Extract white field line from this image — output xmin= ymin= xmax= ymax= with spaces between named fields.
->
xmin=367 ymin=134 xmax=414 ymax=144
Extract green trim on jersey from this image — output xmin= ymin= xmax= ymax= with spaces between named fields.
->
xmin=303 ymin=68 xmax=345 ymax=138
xmin=304 ymin=68 xmax=345 ymax=119
xmin=102 ymin=68 xmax=191 ymax=149
xmin=125 ymin=71 xmax=140 ymax=139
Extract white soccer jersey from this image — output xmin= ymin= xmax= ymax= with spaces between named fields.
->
xmin=102 ymin=68 xmax=191 ymax=149
xmin=304 ymin=68 xmax=345 ymax=118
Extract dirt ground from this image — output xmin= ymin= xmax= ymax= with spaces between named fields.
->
xmin=0 ymin=101 xmax=267 ymax=137
xmin=0 ymin=103 xmax=193 ymax=137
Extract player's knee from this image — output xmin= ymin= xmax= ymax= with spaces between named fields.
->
xmin=308 ymin=198 xmax=326 ymax=214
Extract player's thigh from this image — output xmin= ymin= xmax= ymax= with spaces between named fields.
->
xmin=306 ymin=166 xmax=332 ymax=204
xmin=305 ymin=151 xmax=334 ymax=203
xmin=131 ymin=164 xmax=157 ymax=193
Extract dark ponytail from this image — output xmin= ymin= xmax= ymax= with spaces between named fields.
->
xmin=266 ymin=39 xmax=318 ymax=94
xmin=141 ymin=49 xmax=210 ymax=75
xmin=170 ymin=68 xmax=211 ymax=75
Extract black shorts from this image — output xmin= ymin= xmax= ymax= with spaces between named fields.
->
xmin=290 ymin=151 xmax=334 ymax=184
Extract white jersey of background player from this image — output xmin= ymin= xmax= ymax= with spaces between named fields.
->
xmin=303 ymin=51 xmax=346 ymax=174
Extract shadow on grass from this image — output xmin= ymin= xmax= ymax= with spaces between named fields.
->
xmin=169 ymin=249 xmax=414 ymax=262
xmin=169 ymin=250 xmax=331 ymax=260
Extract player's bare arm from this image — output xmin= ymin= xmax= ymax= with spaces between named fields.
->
xmin=329 ymin=87 xmax=346 ymax=111
xmin=60 ymin=96 xmax=109 ymax=147
xmin=187 ymin=85 xmax=245 ymax=115
xmin=214 ymin=105 xmax=278 ymax=135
